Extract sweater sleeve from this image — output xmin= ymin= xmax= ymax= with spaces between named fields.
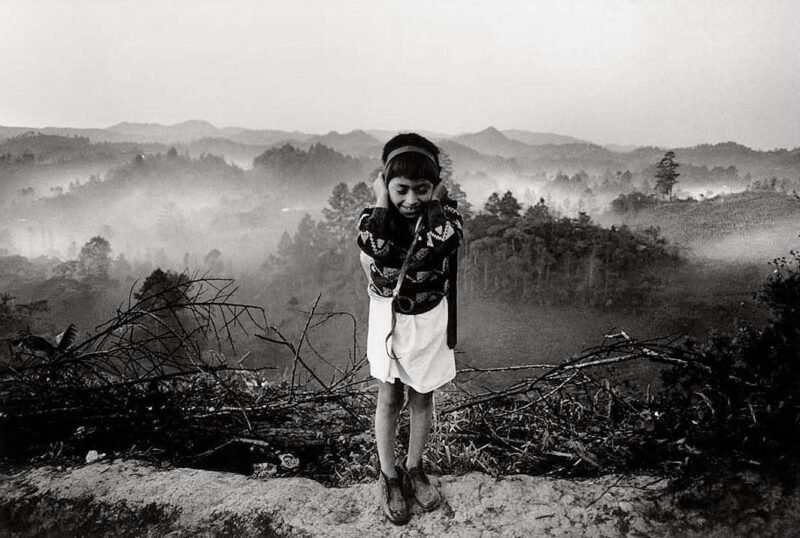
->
xmin=422 ymin=200 xmax=463 ymax=260
xmin=356 ymin=206 xmax=392 ymax=259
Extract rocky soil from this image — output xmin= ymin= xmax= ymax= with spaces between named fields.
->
xmin=2 ymin=460 xmax=800 ymax=537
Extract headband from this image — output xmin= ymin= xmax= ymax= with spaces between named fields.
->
xmin=383 ymin=145 xmax=440 ymax=181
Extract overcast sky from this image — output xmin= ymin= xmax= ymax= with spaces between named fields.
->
xmin=1 ymin=0 xmax=799 ymax=149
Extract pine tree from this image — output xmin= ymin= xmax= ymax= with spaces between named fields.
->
xmin=448 ymin=181 xmax=473 ymax=219
xmin=436 ymin=151 xmax=473 ymax=218
xmin=524 ymin=198 xmax=552 ymax=224
xmin=78 ymin=236 xmax=112 ymax=279
xmin=484 ymin=192 xmax=502 ymax=217
xmin=498 ymin=191 xmax=521 ymax=220
xmin=654 ymin=151 xmax=680 ymax=199
xmin=134 ymin=268 xmax=190 ymax=308
xmin=351 ymin=181 xmax=374 ymax=209
xmin=323 ymin=183 xmax=355 ymax=239
xmin=204 ymin=248 xmax=224 ymax=275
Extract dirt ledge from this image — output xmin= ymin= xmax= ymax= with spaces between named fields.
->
xmin=1 ymin=460 xmax=799 ymax=537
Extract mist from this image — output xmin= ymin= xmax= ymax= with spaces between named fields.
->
xmin=1 ymin=125 xmax=799 ymax=384
xmin=692 ymin=222 xmax=800 ymax=263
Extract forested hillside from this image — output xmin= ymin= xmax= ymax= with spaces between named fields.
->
xmin=0 ymin=133 xmax=164 ymax=201
xmin=261 ymin=181 xmax=681 ymax=316
xmin=606 ymin=190 xmax=800 ymax=261
xmin=250 ymin=142 xmax=367 ymax=205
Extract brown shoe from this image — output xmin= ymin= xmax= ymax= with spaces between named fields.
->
xmin=403 ymin=464 xmax=441 ymax=512
xmin=379 ymin=467 xmax=409 ymax=525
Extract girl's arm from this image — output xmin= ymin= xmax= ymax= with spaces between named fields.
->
xmin=357 ymin=206 xmax=393 ymax=259
xmin=356 ymin=172 xmax=393 ymax=259
xmin=422 ymin=198 xmax=463 ymax=260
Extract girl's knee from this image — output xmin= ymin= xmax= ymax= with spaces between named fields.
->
xmin=377 ymin=381 xmax=405 ymax=414
xmin=408 ymin=388 xmax=433 ymax=411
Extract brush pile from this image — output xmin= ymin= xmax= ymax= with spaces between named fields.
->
xmin=2 ymin=250 xmax=800 ymax=487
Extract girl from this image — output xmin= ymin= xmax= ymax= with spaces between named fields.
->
xmin=357 ymin=133 xmax=463 ymax=525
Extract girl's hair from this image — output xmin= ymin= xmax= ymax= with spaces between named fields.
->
xmin=382 ymin=133 xmax=441 ymax=185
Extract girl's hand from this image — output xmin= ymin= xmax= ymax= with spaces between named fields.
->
xmin=432 ymin=182 xmax=448 ymax=201
xmin=373 ymin=172 xmax=390 ymax=208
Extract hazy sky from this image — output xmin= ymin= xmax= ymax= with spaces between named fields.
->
xmin=1 ymin=0 xmax=799 ymax=149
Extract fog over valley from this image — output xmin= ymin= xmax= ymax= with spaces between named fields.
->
xmin=2 ymin=122 xmax=798 ymax=379
xmin=2 ymin=123 xmax=798 ymax=265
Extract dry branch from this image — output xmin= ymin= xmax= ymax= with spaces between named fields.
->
xmin=2 ymin=277 xmax=733 ymax=483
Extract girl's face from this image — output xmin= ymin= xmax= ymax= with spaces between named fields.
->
xmin=387 ymin=176 xmax=434 ymax=219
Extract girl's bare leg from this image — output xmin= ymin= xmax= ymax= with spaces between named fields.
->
xmin=405 ymin=387 xmax=441 ymax=510
xmin=407 ymin=387 xmax=433 ymax=467
xmin=375 ymin=380 xmax=405 ymax=477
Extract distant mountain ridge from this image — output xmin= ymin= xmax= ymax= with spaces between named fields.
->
xmin=502 ymin=129 xmax=587 ymax=146
xmin=452 ymin=127 xmax=534 ymax=159
xmin=106 ymin=120 xmax=245 ymax=142
xmin=366 ymin=129 xmax=451 ymax=143
xmin=2 ymin=122 xmax=799 ymax=179
xmin=304 ymin=129 xmax=382 ymax=158
xmin=437 ymin=139 xmax=520 ymax=174
xmin=228 ymin=129 xmax=311 ymax=146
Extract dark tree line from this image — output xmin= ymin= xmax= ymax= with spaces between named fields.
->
xmin=261 ymin=181 xmax=373 ymax=311
xmin=462 ymin=193 xmax=679 ymax=306
xmin=264 ymin=182 xmax=681 ymax=311
xmin=253 ymin=143 xmax=364 ymax=189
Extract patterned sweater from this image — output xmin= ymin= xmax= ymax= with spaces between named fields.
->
xmin=357 ymin=199 xmax=463 ymax=314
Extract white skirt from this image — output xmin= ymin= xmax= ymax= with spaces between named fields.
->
xmin=366 ymin=287 xmax=456 ymax=393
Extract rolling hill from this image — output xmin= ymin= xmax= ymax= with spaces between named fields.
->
xmin=303 ymin=130 xmax=382 ymax=158
xmin=607 ymin=191 xmax=800 ymax=261
xmin=452 ymin=126 xmax=535 ymax=159
xmin=105 ymin=120 xmax=244 ymax=143
xmin=3 ymin=121 xmax=800 ymax=183
xmin=502 ymin=129 xmax=587 ymax=146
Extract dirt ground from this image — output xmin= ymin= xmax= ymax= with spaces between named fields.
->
xmin=2 ymin=459 xmax=799 ymax=537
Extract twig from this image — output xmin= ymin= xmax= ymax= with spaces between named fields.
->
xmin=585 ymin=474 xmax=625 ymax=507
